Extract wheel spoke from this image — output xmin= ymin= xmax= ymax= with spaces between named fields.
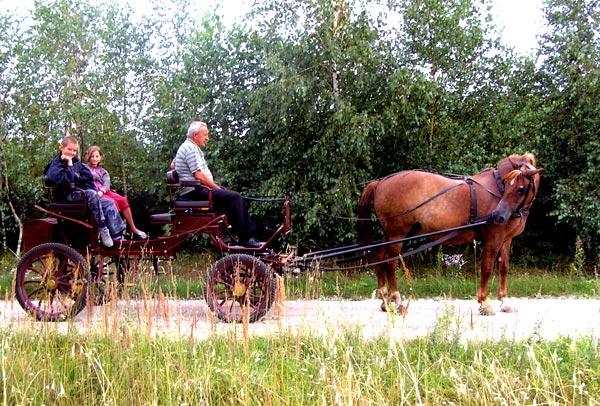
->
xmin=24 ymin=285 xmax=44 ymax=298
xmin=40 ymin=253 xmax=57 ymax=279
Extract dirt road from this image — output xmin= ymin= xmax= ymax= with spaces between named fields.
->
xmin=2 ymin=297 xmax=599 ymax=341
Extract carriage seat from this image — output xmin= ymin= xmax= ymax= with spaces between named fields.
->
xmin=44 ymin=177 xmax=88 ymax=217
xmin=166 ymin=170 xmax=213 ymax=211
xmin=149 ymin=170 xmax=213 ymax=226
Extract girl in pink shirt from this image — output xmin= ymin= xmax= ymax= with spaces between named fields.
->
xmin=85 ymin=145 xmax=147 ymax=239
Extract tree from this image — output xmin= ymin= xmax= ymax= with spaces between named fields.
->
xmin=0 ymin=13 xmax=24 ymax=254
xmin=393 ymin=0 xmax=518 ymax=171
xmin=536 ymin=0 xmax=600 ymax=262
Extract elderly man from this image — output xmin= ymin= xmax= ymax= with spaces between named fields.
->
xmin=173 ymin=121 xmax=260 ymax=248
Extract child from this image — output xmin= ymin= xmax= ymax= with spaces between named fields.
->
xmin=44 ymin=136 xmax=126 ymax=247
xmin=84 ymin=145 xmax=148 ymax=239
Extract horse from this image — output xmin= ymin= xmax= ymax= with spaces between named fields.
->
xmin=356 ymin=153 xmax=542 ymax=315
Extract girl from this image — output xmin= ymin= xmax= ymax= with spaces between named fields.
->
xmin=85 ymin=145 xmax=148 ymax=239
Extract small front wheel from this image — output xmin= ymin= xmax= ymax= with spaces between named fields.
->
xmin=205 ymin=254 xmax=275 ymax=323
xmin=15 ymin=243 xmax=90 ymax=321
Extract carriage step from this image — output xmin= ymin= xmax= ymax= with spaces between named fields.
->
xmin=173 ymin=200 xmax=211 ymax=210
xmin=149 ymin=213 xmax=173 ymax=225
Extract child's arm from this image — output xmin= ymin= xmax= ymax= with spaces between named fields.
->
xmin=45 ymin=158 xmax=79 ymax=187
xmin=102 ymin=170 xmax=111 ymax=191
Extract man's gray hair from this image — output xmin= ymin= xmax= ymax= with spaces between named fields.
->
xmin=187 ymin=121 xmax=207 ymax=139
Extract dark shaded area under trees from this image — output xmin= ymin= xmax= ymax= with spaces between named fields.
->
xmin=0 ymin=0 xmax=598 ymax=270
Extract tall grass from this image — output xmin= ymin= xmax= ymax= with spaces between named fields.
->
xmin=1 ymin=251 xmax=599 ymax=404
xmin=1 ymin=326 xmax=598 ymax=405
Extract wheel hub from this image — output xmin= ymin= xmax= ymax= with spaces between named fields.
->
xmin=45 ymin=277 xmax=57 ymax=291
xmin=233 ymin=282 xmax=246 ymax=297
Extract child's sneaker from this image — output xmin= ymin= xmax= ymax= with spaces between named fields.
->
xmin=99 ymin=227 xmax=113 ymax=247
xmin=133 ymin=230 xmax=148 ymax=239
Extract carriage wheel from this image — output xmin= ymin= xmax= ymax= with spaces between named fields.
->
xmin=205 ymin=254 xmax=275 ymax=323
xmin=15 ymin=243 xmax=90 ymax=321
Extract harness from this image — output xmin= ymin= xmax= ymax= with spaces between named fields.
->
xmin=464 ymin=177 xmax=479 ymax=224
xmin=375 ymin=166 xmax=535 ymax=224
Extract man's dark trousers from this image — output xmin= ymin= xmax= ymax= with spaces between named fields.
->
xmin=180 ymin=186 xmax=253 ymax=242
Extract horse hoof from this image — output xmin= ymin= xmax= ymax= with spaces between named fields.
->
xmin=380 ymin=300 xmax=405 ymax=314
xmin=479 ymin=301 xmax=496 ymax=316
xmin=500 ymin=300 xmax=518 ymax=313
xmin=396 ymin=302 xmax=408 ymax=315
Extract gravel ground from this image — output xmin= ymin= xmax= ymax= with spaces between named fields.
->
xmin=1 ymin=297 xmax=599 ymax=341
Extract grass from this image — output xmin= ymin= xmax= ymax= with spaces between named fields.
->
xmin=1 ymin=251 xmax=599 ymax=404
xmin=0 ymin=326 xmax=599 ymax=405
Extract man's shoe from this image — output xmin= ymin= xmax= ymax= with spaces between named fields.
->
xmin=241 ymin=238 xmax=261 ymax=248
xmin=99 ymin=227 xmax=114 ymax=248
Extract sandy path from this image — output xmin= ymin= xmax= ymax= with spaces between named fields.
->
xmin=1 ymin=297 xmax=599 ymax=341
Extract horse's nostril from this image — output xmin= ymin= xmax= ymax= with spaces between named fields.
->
xmin=496 ymin=216 xmax=505 ymax=224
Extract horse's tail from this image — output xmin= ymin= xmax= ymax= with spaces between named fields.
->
xmin=356 ymin=180 xmax=380 ymax=245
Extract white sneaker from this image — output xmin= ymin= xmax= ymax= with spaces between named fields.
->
xmin=99 ymin=227 xmax=113 ymax=247
xmin=133 ymin=230 xmax=148 ymax=239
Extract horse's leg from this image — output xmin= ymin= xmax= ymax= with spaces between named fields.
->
xmin=478 ymin=242 xmax=501 ymax=316
xmin=373 ymin=248 xmax=389 ymax=307
xmin=384 ymin=243 xmax=405 ymax=313
xmin=497 ymin=240 xmax=518 ymax=313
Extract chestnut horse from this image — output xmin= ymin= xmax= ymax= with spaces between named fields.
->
xmin=356 ymin=153 xmax=542 ymax=315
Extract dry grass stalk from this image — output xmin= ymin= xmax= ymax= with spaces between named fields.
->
xmin=274 ymin=273 xmax=286 ymax=321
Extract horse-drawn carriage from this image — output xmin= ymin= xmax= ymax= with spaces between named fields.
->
xmin=15 ymin=170 xmax=291 ymax=323
xmin=15 ymin=153 xmax=542 ymax=322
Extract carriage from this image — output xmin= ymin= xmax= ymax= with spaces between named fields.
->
xmin=15 ymin=153 xmax=542 ymax=322
xmin=15 ymin=170 xmax=291 ymax=323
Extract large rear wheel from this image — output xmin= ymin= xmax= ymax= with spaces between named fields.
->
xmin=15 ymin=243 xmax=89 ymax=321
xmin=205 ymin=254 xmax=275 ymax=323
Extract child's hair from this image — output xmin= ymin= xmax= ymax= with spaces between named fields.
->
xmin=85 ymin=145 xmax=103 ymax=162
xmin=60 ymin=135 xmax=79 ymax=147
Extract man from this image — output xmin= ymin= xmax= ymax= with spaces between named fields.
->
xmin=173 ymin=121 xmax=261 ymax=248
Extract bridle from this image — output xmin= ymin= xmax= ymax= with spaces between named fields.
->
xmin=493 ymin=166 xmax=538 ymax=219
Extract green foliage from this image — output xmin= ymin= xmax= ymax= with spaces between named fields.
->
xmin=1 ymin=0 xmax=599 ymax=263
xmin=535 ymin=0 xmax=600 ymax=262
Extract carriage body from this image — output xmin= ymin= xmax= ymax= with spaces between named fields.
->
xmin=16 ymin=172 xmax=292 ymax=322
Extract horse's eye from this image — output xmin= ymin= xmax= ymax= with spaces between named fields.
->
xmin=517 ymin=187 xmax=527 ymax=195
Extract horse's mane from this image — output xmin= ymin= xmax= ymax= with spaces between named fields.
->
xmin=497 ymin=152 xmax=537 ymax=181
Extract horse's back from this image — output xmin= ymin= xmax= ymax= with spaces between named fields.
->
xmin=374 ymin=171 xmax=462 ymax=210
xmin=373 ymin=170 xmax=470 ymax=232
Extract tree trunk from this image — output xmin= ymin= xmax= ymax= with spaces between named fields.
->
xmin=1 ymin=162 xmax=23 ymax=256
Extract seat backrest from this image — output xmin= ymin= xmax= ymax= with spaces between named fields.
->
xmin=43 ymin=176 xmax=89 ymax=217
xmin=166 ymin=170 xmax=179 ymax=200
xmin=165 ymin=170 xmax=213 ymax=210
xmin=167 ymin=170 xmax=179 ymax=185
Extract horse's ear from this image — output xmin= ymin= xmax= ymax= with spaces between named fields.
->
xmin=525 ymin=168 xmax=543 ymax=177
xmin=508 ymin=157 xmax=519 ymax=169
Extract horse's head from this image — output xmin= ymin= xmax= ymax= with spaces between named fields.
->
xmin=491 ymin=154 xmax=542 ymax=224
